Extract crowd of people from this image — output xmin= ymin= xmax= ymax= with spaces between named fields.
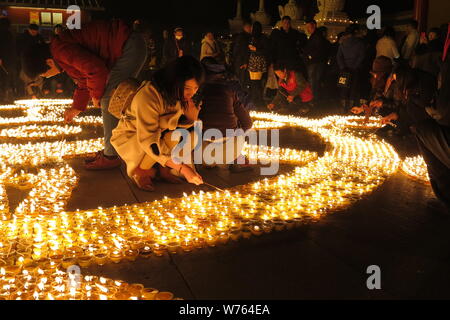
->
xmin=1 ymin=15 xmax=448 ymax=212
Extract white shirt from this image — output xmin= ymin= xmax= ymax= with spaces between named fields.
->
xmin=376 ymin=36 xmax=400 ymax=61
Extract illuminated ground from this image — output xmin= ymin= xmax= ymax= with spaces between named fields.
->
xmin=1 ymin=100 xmax=448 ymax=300
xmin=10 ymin=126 xmax=446 ymax=300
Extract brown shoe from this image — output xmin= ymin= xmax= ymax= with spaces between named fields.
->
xmin=85 ymin=152 xmax=122 ymax=171
xmin=131 ymin=167 xmax=156 ymax=192
xmin=84 ymin=151 xmax=103 ymax=164
xmin=158 ymin=165 xmax=184 ymax=184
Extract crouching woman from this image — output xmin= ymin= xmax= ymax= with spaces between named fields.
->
xmin=111 ymin=56 xmax=204 ymax=191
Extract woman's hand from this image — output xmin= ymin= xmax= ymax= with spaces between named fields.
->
xmin=183 ymin=98 xmax=201 ymax=122
xmin=351 ymin=106 xmax=364 ymax=115
xmin=92 ymin=97 xmax=101 ymax=109
xmin=180 ymin=165 xmax=203 ymax=185
xmin=382 ymin=113 xmax=399 ymax=125
xmin=369 ymin=100 xmax=383 ymax=109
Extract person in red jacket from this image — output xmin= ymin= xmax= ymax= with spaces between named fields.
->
xmin=267 ymin=63 xmax=313 ymax=115
xmin=22 ymin=20 xmax=148 ymax=170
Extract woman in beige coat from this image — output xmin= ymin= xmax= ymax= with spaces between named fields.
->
xmin=111 ymin=56 xmax=204 ymax=191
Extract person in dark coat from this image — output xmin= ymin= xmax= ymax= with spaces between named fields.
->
xmin=248 ymin=21 xmax=270 ymax=108
xmin=22 ymin=20 xmax=148 ymax=171
xmin=337 ymin=24 xmax=367 ymax=112
xmin=17 ymin=24 xmax=45 ymax=98
xmin=0 ymin=18 xmax=17 ymax=102
xmin=232 ymin=20 xmax=252 ymax=90
xmin=412 ymin=27 xmax=443 ymax=78
xmin=163 ymin=27 xmax=191 ymax=65
xmin=304 ymin=20 xmax=331 ymax=105
xmin=199 ymin=58 xmax=254 ymax=173
xmin=270 ymin=16 xmax=307 ymax=72
xmin=414 ymin=25 xmax=450 ymax=212
xmin=16 ymin=24 xmax=45 ymax=58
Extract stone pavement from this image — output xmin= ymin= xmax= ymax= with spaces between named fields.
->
xmin=6 ymin=102 xmax=448 ymax=300
xmin=31 ymin=125 xmax=450 ymax=300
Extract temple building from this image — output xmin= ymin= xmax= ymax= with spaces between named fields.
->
xmin=0 ymin=0 xmax=104 ymax=36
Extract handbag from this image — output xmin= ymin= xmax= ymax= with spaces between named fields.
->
xmin=337 ymin=71 xmax=352 ymax=88
xmin=108 ymin=78 xmax=142 ymax=119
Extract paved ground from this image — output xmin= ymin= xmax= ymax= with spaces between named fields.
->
xmin=8 ymin=104 xmax=449 ymax=300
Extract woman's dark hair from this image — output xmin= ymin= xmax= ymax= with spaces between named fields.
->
xmin=22 ymin=43 xmax=52 ymax=79
xmin=152 ymin=55 xmax=204 ymax=109
xmin=383 ymin=26 xmax=396 ymax=39
xmin=273 ymin=62 xmax=288 ymax=72
xmin=252 ymin=21 xmax=262 ymax=38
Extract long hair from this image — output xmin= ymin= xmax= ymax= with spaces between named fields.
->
xmin=152 ymin=56 xmax=204 ymax=110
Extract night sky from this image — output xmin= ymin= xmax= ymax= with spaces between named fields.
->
xmin=97 ymin=0 xmax=414 ymax=32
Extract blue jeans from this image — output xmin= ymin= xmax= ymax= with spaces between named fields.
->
xmin=307 ymin=63 xmax=326 ymax=102
xmin=101 ymin=32 xmax=148 ymax=157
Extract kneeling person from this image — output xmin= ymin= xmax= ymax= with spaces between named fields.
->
xmin=111 ymin=56 xmax=204 ymax=191
xmin=267 ymin=63 xmax=313 ymax=115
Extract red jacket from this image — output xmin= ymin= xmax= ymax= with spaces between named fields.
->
xmin=50 ymin=20 xmax=132 ymax=111
xmin=278 ymin=71 xmax=313 ymax=103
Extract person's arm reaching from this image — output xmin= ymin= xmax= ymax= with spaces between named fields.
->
xmin=55 ymin=41 xmax=109 ymax=112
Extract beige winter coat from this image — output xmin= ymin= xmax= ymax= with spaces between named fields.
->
xmin=200 ymin=38 xmax=220 ymax=61
xmin=111 ymin=82 xmax=195 ymax=177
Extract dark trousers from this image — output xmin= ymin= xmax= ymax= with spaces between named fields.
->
xmin=415 ymin=120 xmax=450 ymax=207
xmin=274 ymin=96 xmax=309 ymax=113
xmin=235 ymin=67 xmax=250 ymax=92
xmin=340 ymin=68 xmax=363 ymax=106
xmin=307 ymin=62 xmax=326 ymax=102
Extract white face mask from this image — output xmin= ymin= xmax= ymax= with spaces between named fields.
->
xmin=175 ymin=35 xmax=183 ymax=40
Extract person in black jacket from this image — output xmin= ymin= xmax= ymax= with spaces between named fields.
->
xmin=248 ymin=21 xmax=270 ymax=108
xmin=17 ymin=24 xmax=45 ymax=98
xmin=414 ymin=30 xmax=450 ymax=212
xmin=304 ymin=20 xmax=331 ymax=105
xmin=337 ymin=24 xmax=367 ymax=112
xmin=412 ymin=27 xmax=443 ymax=78
xmin=163 ymin=27 xmax=191 ymax=65
xmin=0 ymin=18 xmax=16 ymax=102
xmin=270 ymin=16 xmax=307 ymax=72
xmin=232 ymin=20 xmax=252 ymax=90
